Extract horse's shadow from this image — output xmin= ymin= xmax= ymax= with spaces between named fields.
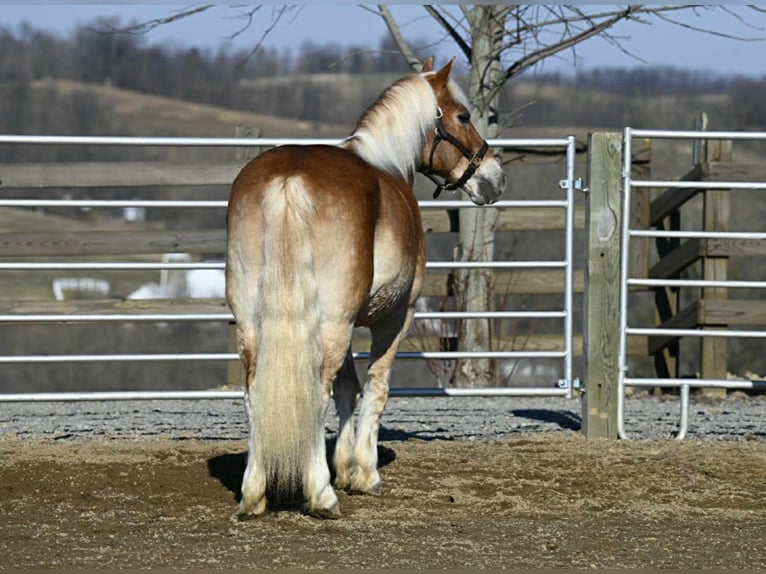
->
xmin=207 ymin=436 xmax=398 ymax=504
xmin=511 ymin=408 xmax=581 ymax=431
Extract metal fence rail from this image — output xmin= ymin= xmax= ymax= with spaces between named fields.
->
xmin=618 ymin=127 xmax=766 ymax=439
xmin=0 ymin=135 xmax=578 ymax=402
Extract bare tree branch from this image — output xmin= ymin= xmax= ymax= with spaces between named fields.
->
xmin=652 ymin=9 xmax=763 ymax=41
xmin=233 ymin=6 xmax=297 ymax=68
xmin=424 ymin=5 xmax=471 ymax=60
xmin=92 ymin=5 xmax=214 ymax=35
xmin=376 ymin=4 xmax=422 ymax=71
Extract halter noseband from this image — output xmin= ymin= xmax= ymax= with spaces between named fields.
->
xmin=421 ymin=107 xmax=490 ymax=199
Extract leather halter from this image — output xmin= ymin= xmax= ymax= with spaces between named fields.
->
xmin=421 ymin=107 xmax=490 ymax=199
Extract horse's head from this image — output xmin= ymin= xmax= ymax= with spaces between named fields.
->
xmin=420 ymin=58 xmax=506 ymax=206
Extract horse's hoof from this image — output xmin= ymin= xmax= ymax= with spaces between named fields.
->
xmin=349 ymin=481 xmax=382 ymax=496
xmin=334 ymin=477 xmax=351 ymax=491
xmin=348 ymin=468 xmax=382 ymax=495
xmin=305 ymin=501 xmax=341 ymax=520
xmin=236 ymin=497 xmax=267 ymax=521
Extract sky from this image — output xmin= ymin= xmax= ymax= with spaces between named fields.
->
xmin=2 ymin=4 xmax=766 ymax=78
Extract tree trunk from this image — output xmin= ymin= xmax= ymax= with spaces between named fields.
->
xmin=450 ymin=6 xmax=504 ymax=388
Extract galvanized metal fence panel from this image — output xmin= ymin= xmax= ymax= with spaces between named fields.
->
xmin=0 ymin=135 xmax=579 ymax=402
xmin=618 ymin=128 xmax=766 ymax=439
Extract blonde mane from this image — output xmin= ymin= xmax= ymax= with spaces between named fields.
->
xmin=342 ymin=73 xmax=439 ymax=181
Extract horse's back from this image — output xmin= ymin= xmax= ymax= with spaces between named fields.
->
xmin=227 ymin=145 xmax=423 ymax=325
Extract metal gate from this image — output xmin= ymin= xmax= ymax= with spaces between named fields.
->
xmin=618 ymin=128 xmax=766 ymax=438
xmin=0 ymin=134 xmax=579 ymax=402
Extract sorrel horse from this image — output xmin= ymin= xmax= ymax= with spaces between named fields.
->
xmin=225 ymin=58 xmax=506 ymax=519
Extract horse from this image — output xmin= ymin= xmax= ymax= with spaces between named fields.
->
xmin=225 ymin=58 xmax=506 ymax=519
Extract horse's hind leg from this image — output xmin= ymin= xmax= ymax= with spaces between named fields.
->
xmin=333 ymin=348 xmax=360 ymax=490
xmin=302 ymin=321 xmax=351 ymax=518
xmin=350 ymin=305 xmax=414 ymax=495
xmin=236 ymin=322 xmax=268 ymax=519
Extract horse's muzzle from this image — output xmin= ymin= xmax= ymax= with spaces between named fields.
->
xmin=464 ymin=159 xmax=506 ymax=206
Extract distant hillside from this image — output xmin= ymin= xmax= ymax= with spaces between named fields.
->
xmin=39 ymin=79 xmax=352 ymax=139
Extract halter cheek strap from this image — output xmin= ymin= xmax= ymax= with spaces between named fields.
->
xmin=421 ymin=107 xmax=490 ymax=198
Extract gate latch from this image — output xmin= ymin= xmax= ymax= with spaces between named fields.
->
xmin=557 ymin=378 xmax=582 ymax=392
xmin=558 ymin=177 xmax=587 ymax=193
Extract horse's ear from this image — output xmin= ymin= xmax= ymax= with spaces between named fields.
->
xmin=430 ymin=57 xmax=455 ymax=90
xmin=421 ymin=57 xmax=434 ymax=73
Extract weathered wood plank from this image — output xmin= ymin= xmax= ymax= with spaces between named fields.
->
xmin=0 ymin=161 xmax=246 ymax=188
xmin=705 ymin=162 xmax=766 ymax=183
xmin=0 ymin=229 xmax=225 ymax=257
xmin=649 ymin=164 xmax=703 ymax=226
xmin=0 ymin=297 xmax=229 ymax=318
xmin=421 ymin=206 xmax=585 ymax=233
xmin=649 ymin=238 xmax=703 ymax=279
xmin=648 ymin=301 xmax=700 ymax=356
xmin=583 ymin=132 xmax=622 ymax=439
xmin=706 ymin=238 xmax=766 ymax=257
xmin=701 ymin=299 xmax=766 ymax=326
xmin=701 ymin=140 xmax=732 ymax=395
xmin=421 ymin=269 xmax=584 ymax=296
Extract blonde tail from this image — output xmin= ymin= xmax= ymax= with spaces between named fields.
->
xmin=252 ymin=176 xmax=323 ymax=496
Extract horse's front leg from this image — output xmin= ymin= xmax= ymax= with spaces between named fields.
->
xmin=350 ymin=306 xmax=414 ymax=495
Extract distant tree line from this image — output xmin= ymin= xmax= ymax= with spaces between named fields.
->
xmin=531 ymin=66 xmax=752 ymax=96
xmin=0 ymin=18 xmax=765 ymax=131
xmin=0 ymin=19 xmax=412 ymax=101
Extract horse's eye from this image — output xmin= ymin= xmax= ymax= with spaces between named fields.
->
xmin=458 ymin=112 xmax=471 ymax=124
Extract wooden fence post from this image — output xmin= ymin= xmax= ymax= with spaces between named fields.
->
xmin=701 ymin=135 xmax=732 ymax=397
xmin=582 ymin=132 xmax=623 ymax=439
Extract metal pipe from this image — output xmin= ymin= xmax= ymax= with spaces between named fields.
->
xmin=616 ymin=127 xmax=634 ymax=440
xmin=371 ymin=351 xmax=567 ymax=360
xmin=0 ymin=390 xmax=244 ymax=402
xmin=564 ymin=135 xmax=576 ymax=396
xmin=412 ymin=310 xmax=566 ymax=320
xmin=630 ymin=229 xmax=766 ymax=240
xmin=0 ymin=350 xmax=566 ymax=364
xmin=0 ymin=353 xmax=239 ymax=364
xmin=0 ymin=262 xmax=224 ymax=271
xmin=0 ymin=313 xmax=235 ymax=323
xmin=0 ymin=135 xmax=572 ymax=148
xmin=631 ymin=180 xmax=766 ymax=190
xmin=629 ymin=278 xmax=766 ymax=289
xmin=675 ymin=384 xmax=690 ymax=441
xmin=0 ymin=198 xmax=568 ymax=210
xmin=426 ymin=261 xmax=566 ymax=270
xmin=0 ymin=310 xmax=567 ymax=324
xmin=626 ymin=327 xmax=766 ymax=339
xmin=0 ymin=385 xmax=571 ymax=403
xmin=0 ymin=135 xmax=345 ymax=147
xmin=0 ymin=260 xmax=566 ymax=271
xmin=0 ymin=199 xmax=228 ymax=208
xmin=624 ymin=377 xmax=766 ymax=390
xmin=418 ymin=199 xmax=568 ymax=209
xmin=628 ymin=129 xmax=766 ymax=140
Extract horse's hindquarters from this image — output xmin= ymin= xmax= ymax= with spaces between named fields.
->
xmin=227 ymin=145 xmax=415 ymax=517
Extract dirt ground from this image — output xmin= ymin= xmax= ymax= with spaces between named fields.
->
xmin=1 ymin=433 xmax=764 ymax=569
